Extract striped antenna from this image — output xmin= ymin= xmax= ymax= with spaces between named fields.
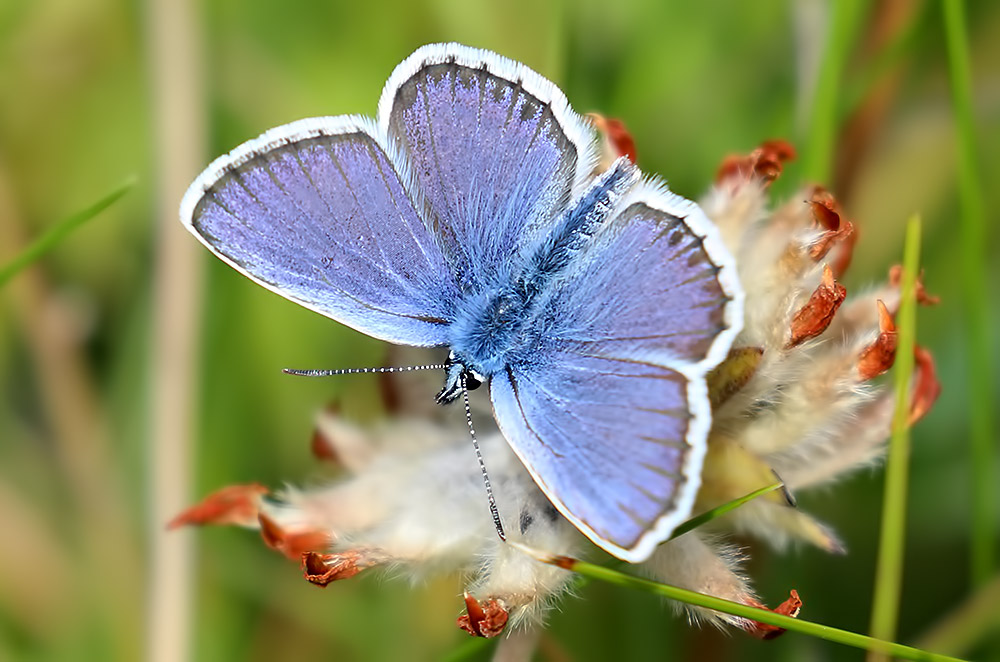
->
xmin=462 ymin=372 xmax=505 ymax=541
xmin=283 ymin=364 xmax=446 ymax=377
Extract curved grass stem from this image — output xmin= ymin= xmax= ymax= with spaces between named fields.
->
xmin=512 ymin=538 xmax=966 ymax=662
xmin=942 ymin=0 xmax=996 ymax=591
xmin=868 ymin=215 xmax=922 ymax=661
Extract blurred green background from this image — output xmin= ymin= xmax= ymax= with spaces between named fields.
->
xmin=1 ymin=0 xmax=998 ymax=660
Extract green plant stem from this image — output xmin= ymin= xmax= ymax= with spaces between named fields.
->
xmin=843 ymin=2 xmax=925 ymax=115
xmin=942 ymin=0 xmax=996 ymax=591
xmin=803 ymin=2 xmax=865 ymax=183
xmin=671 ymin=482 xmax=784 ymax=540
xmin=564 ymin=482 xmax=785 ymax=599
xmin=442 ymin=637 xmax=491 ymax=662
xmin=0 ymin=176 xmax=136 ymax=287
xmin=868 ymin=216 xmax=922 ymax=661
xmin=515 ymin=544 xmax=964 ymax=662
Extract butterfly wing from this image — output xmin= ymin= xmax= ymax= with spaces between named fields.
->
xmin=379 ymin=44 xmax=597 ymax=289
xmin=180 ymin=117 xmax=460 ymax=346
xmin=490 ymin=181 xmax=743 ymax=561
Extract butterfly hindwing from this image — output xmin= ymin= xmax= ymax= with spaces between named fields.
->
xmin=490 ymin=182 xmax=742 ymax=561
xmin=535 ymin=181 xmax=741 ymax=366
xmin=492 ymin=355 xmax=699 ymax=561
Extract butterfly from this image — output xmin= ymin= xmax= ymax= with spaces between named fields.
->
xmin=180 ymin=43 xmax=742 ymax=562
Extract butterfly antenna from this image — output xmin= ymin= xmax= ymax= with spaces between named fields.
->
xmin=462 ymin=373 xmax=506 ymax=541
xmin=282 ymin=364 xmax=447 ymax=377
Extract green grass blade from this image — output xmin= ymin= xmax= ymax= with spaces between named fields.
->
xmin=942 ymin=0 xmax=996 ymax=590
xmin=868 ymin=215 xmax=922 ymax=660
xmin=0 ymin=176 xmax=137 ymax=288
xmin=670 ymin=482 xmax=785 ymax=540
xmin=803 ymin=2 xmax=866 ymax=183
xmin=441 ymin=637 xmax=491 ymax=662
xmin=843 ymin=3 xmax=926 ymax=115
xmin=512 ymin=542 xmax=965 ymax=662
xmin=555 ymin=482 xmax=785 ymax=598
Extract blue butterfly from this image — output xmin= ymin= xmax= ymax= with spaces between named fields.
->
xmin=180 ymin=43 xmax=742 ymax=562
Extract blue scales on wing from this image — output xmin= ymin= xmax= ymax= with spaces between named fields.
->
xmin=184 ymin=122 xmax=460 ymax=347
xmin=382 ymin=50 xmax=591 ymax=292
xmin=490 ymin=187 xmax=740 ymax=560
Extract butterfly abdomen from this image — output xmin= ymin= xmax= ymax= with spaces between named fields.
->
xmin=449 ymin=159 xmax=640 ymax=377
xmin=519 ymin=158 xmax=638 ymax=301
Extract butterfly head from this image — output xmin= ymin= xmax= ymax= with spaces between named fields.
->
xmin=435 ymin=351 xmax=486 ymax=405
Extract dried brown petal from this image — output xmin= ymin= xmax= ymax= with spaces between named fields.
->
xmin=716 ymin=139 xmax=797 ymax=186
xmin=808 ymin=185 xmax=840 ymax=218
xmin=760 ymin=139 xmax=797 ymax=163
xmin=828 ymin=223 xmax=858 ymax=278
xmin=806 ymin=187 xmax=857 ymax=274
xmin=858 ymin=301 xmax=898 ymax=380
xmin=910 ymin=346 xmax=941 ymax=423
xmin=310 ymin=427 xmax=340 ymax=462
xmin=707 ymin=347 xmax=764 ymax=408
xmin=301 ymin=550 xmax=368 ymax=587
xmin=808 ymin=199 xmax=841 ymax=232
xmin=167 ymin=484 xmax=268 ymax=529
xmin=586 ymin=113 xmax=638 ymax=163
xmin=744 ymin=590 xmax=803 ymax=640
xmin=258 ymin=512 xmax=332 ymax=560
xmin=888 ymin=265 xmax=941 ymax=306
xmin=786 ymin=266 xmax=847 ymax=348
xmin=811 ymin=219 xmax=855 ymax=262
xmin=458 ymin=593 xmax=509 ymax=638
xmin=807 ymin=185 xmax=843 ymax=229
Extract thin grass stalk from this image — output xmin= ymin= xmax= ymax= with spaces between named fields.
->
xmin=802 ymin=1 xmax=866 ymax=183
xmin=941 ymin=0 xmax=996 ymax=591
xmin=670 ymin=482 xmax=784 ymax=540
xmin=513 ymin=542 xmax=966 ymax=662
xmin=842 ymin=2 xmax=924 ymax=115
xmin=867 ymin=216 xmax=922 ymax=661
xmin=143 ymin=0 xmax=206 ymax=659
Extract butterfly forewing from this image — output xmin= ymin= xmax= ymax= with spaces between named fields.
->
xmin=181 ymin=118 xmax=459 ymax=347
xmin=380 ymin=44 xmax=596 ymax=289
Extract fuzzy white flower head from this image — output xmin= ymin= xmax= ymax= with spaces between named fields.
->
xmin=173 ymin=128 xmax=939 ymax=645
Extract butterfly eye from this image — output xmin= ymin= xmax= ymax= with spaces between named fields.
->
xmin=464 ymin=369 xmax=485 ymax=391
